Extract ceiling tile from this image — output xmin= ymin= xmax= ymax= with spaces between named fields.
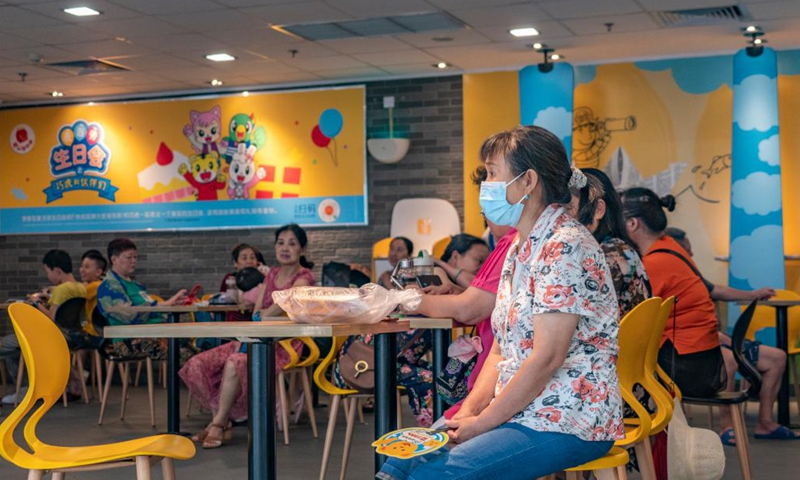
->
xmin=60 ymin=39 xmax=157 ymax=58
xmin=325 ymin=0 xmax=434 ymax=18
xmin=476 ymin=21 xmax=574 ymax=42
xmin=449 ymin=3 xmax=551 ymax=28
xmin=634 ymin=0 xmax=754 ymax=10
xmin=150 ymin=65 xmax=225 ymax=82
xmin=22 ymin=0 xmax=142 ymax=23
xmin=0 ymin=32 xmax=46 ymax=51
xmin=282 ymin=54 xmax=368 ymax=71
xmin=315 ymin=66 xmax=389 ymax=79
xmin=424 ymin=41 xmax=537 ymax=69
xmin=379 ymin=64 xmax=452 ymax=75
xmin=427 ymin=0 xmax=530 ymax=9
xmin=239 ymin=2 xmax=352 ymax=26
xmin=207 ymin=60 xmax=303 ymax=77
xmin=538 ymin=0 xmax=643 ymax=20
xmin=204 ymin=25 xmax=301 ymax=47
xmin=128 ymin=33 xmax=231 ymax=53
xmin=110 ymin=54 xmax=206 ymax=71
xmin=354 ymin=49 xmax=439 ymax=66
xmin=0 ymin=64 xmax=75 ymax=82
xmin=163 ymin=9 xmax=264 ymax=31
xmin=91 ymin=16 xmax=189 ymax=38
xmin=319 ymin=36 xmax=413 ymax=54
xmin=110 ymin=0 xmax=223 ymax=16
xmin=748 ymin=1 xmax=800 ymax=20
xmin=214 ymin=0 xmax=298 ymax=7
xmin=0 ymin=45 xmax=76 ymax=65
xmin=396 ymin=27 xmax=492 ymax=48
xmin=243 ymin=41 xmax=339 ymax=61
xmin=0 ymin=5 xmax=62 ymax=30
xmin=8 ymin=23 xmax=113 ymax=44
xmin=561 ymin=13 xmax=660 ymax=35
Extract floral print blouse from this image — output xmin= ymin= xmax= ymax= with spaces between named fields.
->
xmin=599 ymin=236 xmax=651 ymax=318
xmin=491 ymin=204 xmax=624 ymax=442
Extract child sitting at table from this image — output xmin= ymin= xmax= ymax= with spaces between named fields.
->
xmin=219 ymin=243 xmax=268 ymax=321
xmin=80 ymin=249 xmax=107 ymax=336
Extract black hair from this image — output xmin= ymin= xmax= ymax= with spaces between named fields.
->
xmin=664 ymin=227 xmax=687 ymax=242
xmin=81 ymin=249 xmax=108 ymax=273
xmin=480 ymin=125 xmax=571 ymax=204
xmin=235 ymin=266 xmax=265 ymax=292
xmin=579 ymin=168 xmax=640 ymax=254
xmin=441 ymin=234 xmax=488 ymax=263
xmin=275 ymin=223 xmax=314 ymax=269
xmin=621 ymin=187 xmax=676 ymax=234
xmin=42 ymin=249 xmax=73 ymax=274
xmin=107 ymin=238 xmax=137 ymax=264
xmin=392 ymin=237 xmax=414 ymax=257
xmin=231 ymin=243 xmax=260 ymax=265
xmin=471 ymin=165 xmax=487 ymax=186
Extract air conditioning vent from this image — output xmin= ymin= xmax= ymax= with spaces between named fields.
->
xmin=278 ymin=12 xmax=466 ymax=42
xmin=653 ymin=4 xmax=753 ymax=27
xmin=45 ymin=59 xmax=130 ymax=75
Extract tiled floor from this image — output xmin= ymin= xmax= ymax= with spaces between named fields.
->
xmin=0 ymin=384 xmax=797 ymax=479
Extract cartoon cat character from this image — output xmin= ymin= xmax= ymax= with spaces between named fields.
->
xmin=227 ymin=143 xmax=266 ymax=200
xmin=178 ymin=151 xmax=227 ymax=201
xmin=373 ymin=439 xmax=419 ymax=459
xmin=183 ymin=106 xmax=222 ymax=155
xmin=220 ymin=113 xmax=266 ymax=163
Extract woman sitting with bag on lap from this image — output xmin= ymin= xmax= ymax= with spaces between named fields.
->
xmin=219 ymin=243 xmax=267 ymax=321
xmin=179 ymin=223 xmax=315 ymax=449
xmin=379 ymin=126 xmax=623 ymax=480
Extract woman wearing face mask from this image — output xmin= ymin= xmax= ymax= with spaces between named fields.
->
xmin=568 ymin=168 xmax=650 ymax=317
xmin=379 ymin=126 xmax=623 ymax=480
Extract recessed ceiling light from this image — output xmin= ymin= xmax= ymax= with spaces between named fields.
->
xmin=205 ymin=53 xmax=236 ymax=62
xmin=87 ymin=102 xmax=95 ymax=106
xmin=435 ymin=62 xmax=448 ymax=69
xmin=50 ymin=91 xmax=64 ymax=97
xmin=509 ymin=27 xmax=539 ymax=38
xmin=753 ymin=38 xmax=763 ymax=45
xmin=242 ymin=91 xmax=249 ymax=97
xmin=550 ymin=53 xmax=561 ymax=61
xmin=64 ymin=7 xmax=101 ymax=17
xmin=210 ymin=79 xmax=223 ymax=86
xmin=532 ymin=42 xmax=543 ymax=50
xmin=745 ymin=25 xmax=759 ymax=33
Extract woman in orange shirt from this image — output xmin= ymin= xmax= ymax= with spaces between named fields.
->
xmin=621 ymin=188 xmax=726 ymax=398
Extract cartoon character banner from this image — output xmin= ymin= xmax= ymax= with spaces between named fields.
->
xmin=0 ymin=86 xmax=366 ymax=234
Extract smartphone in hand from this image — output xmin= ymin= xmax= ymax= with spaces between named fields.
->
xmin=416 ymin=275 xmax=443 ymax=289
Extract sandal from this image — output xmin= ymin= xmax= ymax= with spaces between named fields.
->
xmin=754 ymin=425 xmax=800 ymax=440
xmin=201 ymin=421 xmax=233 ymax=449
xmin=720 ymin=428 xmax=736 ymax=446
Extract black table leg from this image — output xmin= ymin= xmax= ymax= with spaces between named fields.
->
xmin=374 ymin=332 xmax=397 ymax=473
xmin=249 ymin=340 xmax=276 ymax=480
xmin=775 ymin=306 xmax=791 ymax=426
xmin=432 ymin=329 xmax=451 ymax=419
xmin=167 ymin=313 xmax=181 ymax=435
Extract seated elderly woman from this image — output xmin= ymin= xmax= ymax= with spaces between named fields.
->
xmin=567 ymin=168 xmax=650 ymax=317
xmin=432 ymin=234 xmax=490 ymax=293
xmin=379 ymin=126 xmax=623 ymax=480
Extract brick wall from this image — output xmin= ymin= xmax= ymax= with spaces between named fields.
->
xmin=0 ymin=75 xmax=464 ymax=328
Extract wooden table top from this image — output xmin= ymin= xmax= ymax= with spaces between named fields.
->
xmin=104 ymin=318 xmax=415 ymax=339
xmin=405 ymin=317 xmax=456 ymax=329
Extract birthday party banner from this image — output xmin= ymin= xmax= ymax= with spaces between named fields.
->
xmin=0 ymin=86 xmax=366 ymax=234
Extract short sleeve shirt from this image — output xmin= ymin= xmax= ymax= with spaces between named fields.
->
xmin=49 ymin=281 xmax=86 ymax=307
xmin=600 ymin=237 xmax=651 ymax=318
xmin=491 ymin=204 xmax=624 ymax=442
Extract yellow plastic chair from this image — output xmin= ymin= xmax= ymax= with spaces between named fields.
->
xmin=562 ymin=297 xmax=663 ymax=480
xmin=0 ymin=303 xmax=195 ymax=480
xmin=371 ymin=237 xmax=393 ymax=283
xmin=432 ymin=236 xmax=451 ymax=259
xmin=275 ymin=337 xmax=320 ymax=445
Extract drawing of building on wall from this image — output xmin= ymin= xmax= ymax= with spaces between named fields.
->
xmin=603 ymin=146 xmax=687 ymax=197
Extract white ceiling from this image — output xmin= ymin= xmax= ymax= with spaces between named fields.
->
xmin=0 ymin=0 xmax=798 ymax=105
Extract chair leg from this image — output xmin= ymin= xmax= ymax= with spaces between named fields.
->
xmin=161 ymin=361 xmax=168 ymax=389
xmin=62 ymin=389 xmax=68 ymax=408
xmin=99 ymin=360 xmax=115 ymax=425
xmin=633 ymin=437 xmax=656 ymax=480
xmin=52 ymin=472 xmax=65 ymax=480
xmin=320 ymin=395 xmax=341 ymax=480
xmin=278 ymin=371 xmax=290 ymax=445
xmin=357 ymin=398 xmax=365 ymax=425
xmin=75 ymin=352 xmax=89 ymax=404
xmin=15 ymin=355 xmax=25 ymax=407
xmin=134 ymin=361 xmax=143 ymax=387
xmin=339 ymin=397 xmax=359 ymax=480
xmin=396 ymin=392 xmax=402 ymax=429
xmin=146 ymin=357 xmax=156 ymax=428
xmin=300 ymin=368 xmax=318 ymax=438
xmin=0 ymin=361 xmax=7 ymax=395
xmin=135 ymin=456 xmax=151 ymax=480
xmin=707 ymin=406 xmax=714 ymax=429
xmin=161 ymin=458 xmax=176 ymax=480
xmin=120 ymin=363 xmax=130 ymax=420
xmin=565 ymin=472 xmax=581 ymax=480
xmin=186 ymin=393 xmax=194 ymax=417
xmin=617 ymin=464 xmax=627 ymax=479
xmin=789 ymin=355 xmax=800 ymax=415
xmin=596 ymin=467 xmax=623 ymax=480
xmin=730 ymin=403 xmax=753 ymax=480
xmin=26 ymin=470 xmax=44 ymax=480
xmin=93 ymin=351 xmax=103 ymax=400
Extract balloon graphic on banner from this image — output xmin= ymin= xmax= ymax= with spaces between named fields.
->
xmin=311 ymin=125 xmax=331 ymax=147
xmin=319 ymin=108 xmax=343 ymax=138
xmin=311 ymin=108 xmax=343 ymax=166
xmin=60 ymin=128 xmax=74 ymax=147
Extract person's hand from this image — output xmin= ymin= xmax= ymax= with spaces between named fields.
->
xmin=752 ymin=287 xmax=777 ymax=301
xmin=350 ymin=263 xmax=372 ymax=278
xmin=423 ymin=283 xmax=454 ymax=296
xmin=163 ymin=289 xmax=188 ymax=306
xmin=256 ymin=264 xmax=270 ymax=276
xmin=451 ymin=406 xmax=478 ymax=422
xmin=445 ymin=415 xmax=489 ymax=445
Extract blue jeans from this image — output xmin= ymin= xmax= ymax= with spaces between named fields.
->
xmin=377 ymin=423 xmax=613 ymax=480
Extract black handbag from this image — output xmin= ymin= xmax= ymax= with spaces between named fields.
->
xmin=434 ymin=328 xmax=479 ymax=406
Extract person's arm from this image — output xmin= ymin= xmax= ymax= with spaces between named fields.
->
xmin=446 ymin=312 xmax=579 ymax=443
xmin=433 ymin=258 xmax=476 ymax=289
xmin=257 ymin=277 xmax=312 ymax=318
xmin=159 ymin=289 xmax=187 ymax=306
xmin=35 ymin=299 xmax=57 ymax=320
xmin=414 ymin=286 xmax=496 ymax=325
xmin=452 ymin=338 xmax=502 ymax=419
xmin=710 ymin=284 xmax=776 ymax=302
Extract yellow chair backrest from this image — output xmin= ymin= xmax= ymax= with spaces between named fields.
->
xmin=617 ymin=297 xmax=662 ymax=446
xmin=640 ymin=297 xmax=675 ymax=434
xmin=1 ymin=304 xmax=71 ymax=467
xmin=746 ymin=289 xmax=800 ymax=342
xmin=313 ymin=336 xmax=358 ymax=396
xmin=371 ymin=237 xmax=393 ymax=283
xmin=432 ymin=236 xmax=451 ymax=259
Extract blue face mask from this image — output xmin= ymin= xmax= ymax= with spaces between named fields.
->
xmin=479 ymin=172 xmax=528 ymax=227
